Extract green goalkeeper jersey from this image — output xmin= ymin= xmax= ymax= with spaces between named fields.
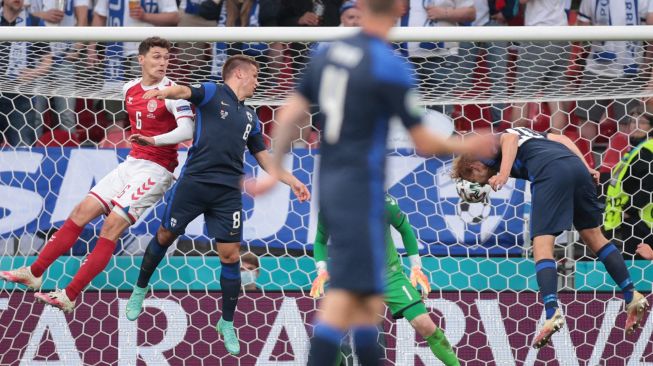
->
xmin=313 ymin=195 xmax=419 ymax=276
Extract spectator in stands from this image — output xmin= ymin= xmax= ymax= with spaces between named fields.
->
xmin=258 ymin=0 xmax=280 ymax=26
xmin=402 ymin=0 xmax=475 ymax=116
xmin=338 ymin=0 xmax=359 ymax=26
xmin=511 ymin=0 xmax=570 ymax=134
xmin=89 ymin=0 xmax=179 ymax=79
xmin=29 ymin=0 xmax=89 ymax=141
xmin=176 ymin=0 xmax=216 ymax=82
xmin=604 ymin=106 xmax=653 ymax=258
xmin=89 ymin=0 xmax=179 ymax=124
xmin=276 ymin=0 xmax=344 ymax=91
xmin=240 ymin=252 xmax=260 ymax=292
xmin=574 ymin=0 xmax=651 ymax=144
xmin=458 ymin=0 xmax=518 ymax=128
xmin=0 ymin=0 xmax=53 ymax=146
xmin=278 ymin=0 xmax=343 ymax=27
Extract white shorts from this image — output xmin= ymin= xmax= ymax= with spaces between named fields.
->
xmin=89 ymin=156 xmax=174 ymax=224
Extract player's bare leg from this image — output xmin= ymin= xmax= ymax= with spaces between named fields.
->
xmin=127 ymin=226 xmax=178 ymax=320
xmin=308 ymin=290 xmax=359 ymax=366
xmin=0 ymin=196 xmax=104 ymax=290
xmin=35 ymin=210 xmax=129 ymax=312
xmin=580 ymin=227 xmax=649 ymax=334
xmin=411 ymin=314 xmax=460 ymax=366
xmin=350 ymin=295 xmax=384 ymax=365
xmin=531 ymin=235 xmax=564 ymax=348
xmin=309 ymin=290 xmax=384 ymax=366
xmin=215 ymin=242 xmax=242 ymax=355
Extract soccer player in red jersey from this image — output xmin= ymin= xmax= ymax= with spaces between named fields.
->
xmin=0 ymin=37 xmax=194 ymax=313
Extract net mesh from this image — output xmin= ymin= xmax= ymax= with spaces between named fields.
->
xmin=0 ymin=37 xmax=652 ymax=365
xmin=2 ymin=40 xmax=652 ymax=104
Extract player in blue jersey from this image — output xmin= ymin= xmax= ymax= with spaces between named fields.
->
xmin=451 ymin=127 xmax=650 ymax=349
xmin=258 ymin=1 xmax=477 ymax=364
xmin=123 ymin=55 xmax=311 ymax=356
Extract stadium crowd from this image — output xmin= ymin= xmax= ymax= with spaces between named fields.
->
xmin=1 ymin=0 xmax=652 ymax=257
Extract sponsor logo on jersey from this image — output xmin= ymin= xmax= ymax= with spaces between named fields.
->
xmin=170 ymin=217 xmax=177 ymax=228
xmin=176 ymin=105 xmax=192 ymax=112
xmin=147 ymin=100 xmax=158 ymax=113
xmin=220 ymin=110 xmax=228 ymax=120
xmin=246 ymin=111 xmax=253 ymax=122
xmin=127 ymin=96 xmax=134 ymax=104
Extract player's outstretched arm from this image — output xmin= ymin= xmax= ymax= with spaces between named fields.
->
xmin=142 ymin=85 xmax=192 ymax=101
xmin=488 ymin=133 xmax=518 ymax=191
xmin=310 ymin=213 xmax=330 ymax=299
xmin=250 ymin=93 xmax=311 ymax=197
xmin=270 ymin=93 xmax=311 ymax=169
xmin=253 ymin=150 xmax=311 ymax=202
xmin=388 ymin=197 xmax=431 ymax=298
xmin=130 ymin=118 xmax=194 ymax=146
xmin=409 ymin=125 xmax=487 ymax=157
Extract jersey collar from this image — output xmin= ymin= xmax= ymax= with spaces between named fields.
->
xmin=222 ymin=83 xmax=243 ymax=105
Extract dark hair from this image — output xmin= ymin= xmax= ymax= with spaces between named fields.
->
xmin=241 ymin=252 xmax=260 ymax=268
xmin=138 ymin=37 xmax=172 ymax=55
xmin=222 ymin=55 xmax=259 ymax=80
xmin=629 ymin=103 xmax=653 ymax=130
xmin=366 ymin=0 xmax=397 ymax=14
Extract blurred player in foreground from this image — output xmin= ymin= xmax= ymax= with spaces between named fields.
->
xmin=123 ymin=55 xmax=310 ymax=356
xmin=311 ymin=194 xmax=460 ymax=365
xmin=451 ymin=127 xmax=649 ymax=349
xmin=261 ymin=0 xmax=477 ymax=364
xmin=0 ymin=37 xmax=194 ymax=313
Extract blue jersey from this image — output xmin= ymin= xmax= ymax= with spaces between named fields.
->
xmin=482 ymin=127 xmax=577 ymax=181
xmin=297 ymin=32 xmax=422 ymax=192
xmin=181 ymin=83 xmax=267 ymax=188
xmin=297 ymin=32 xmax=422 ymax=294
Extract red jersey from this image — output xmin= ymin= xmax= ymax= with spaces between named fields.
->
xmin=123 ymin=77 xmax=194 ymax=172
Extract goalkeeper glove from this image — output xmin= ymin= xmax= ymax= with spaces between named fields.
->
xmin=409 ymin=255 xmax=430 ymax=298
xmin=310 ymin=261 xmax=329 ymax=299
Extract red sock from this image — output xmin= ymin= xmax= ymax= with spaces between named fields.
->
xmin=65 ymin=237 xmax=116 ymax=301
xmin=31 ymin=219 xmax=84 ymax=277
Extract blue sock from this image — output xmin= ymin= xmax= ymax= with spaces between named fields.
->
xmin=308 ymin=323 xmax=343 ymax=366
xmin=352 ymin=326 xmax=381 ymax=366
xmin=220 ymin=261 xmax=241 ymax=322
xmin=136 ymin=236 xmax=168 ymax=288
xmin=535 ymin=259 xmax=559 ymax=319
xmin=597 ymin=243 xmax=634 ymax=303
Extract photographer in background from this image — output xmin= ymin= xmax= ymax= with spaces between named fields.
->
xmin=604 ymin=106 xmax=653 ymax=259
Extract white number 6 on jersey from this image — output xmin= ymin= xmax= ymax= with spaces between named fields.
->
xmin=135 ymin=111 xmax=142 ymax=130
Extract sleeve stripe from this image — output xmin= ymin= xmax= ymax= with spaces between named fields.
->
xmin=199 ymin=83 xmax=217 ymax=107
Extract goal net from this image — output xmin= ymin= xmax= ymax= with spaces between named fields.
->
xmin=0 ymin=26 xmax=652 ymax=365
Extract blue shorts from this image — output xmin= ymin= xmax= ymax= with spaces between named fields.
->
xmin=319 ymin=185 xmax=386 ymax=295
xmin=161 ymin=178 xmax=242 ymax=243
xmin=530 ymin=157 xmax=603 ymax=238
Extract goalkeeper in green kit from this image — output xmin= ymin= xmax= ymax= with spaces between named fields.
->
xmin=310 ymin=195 xmax=460 ymax=366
